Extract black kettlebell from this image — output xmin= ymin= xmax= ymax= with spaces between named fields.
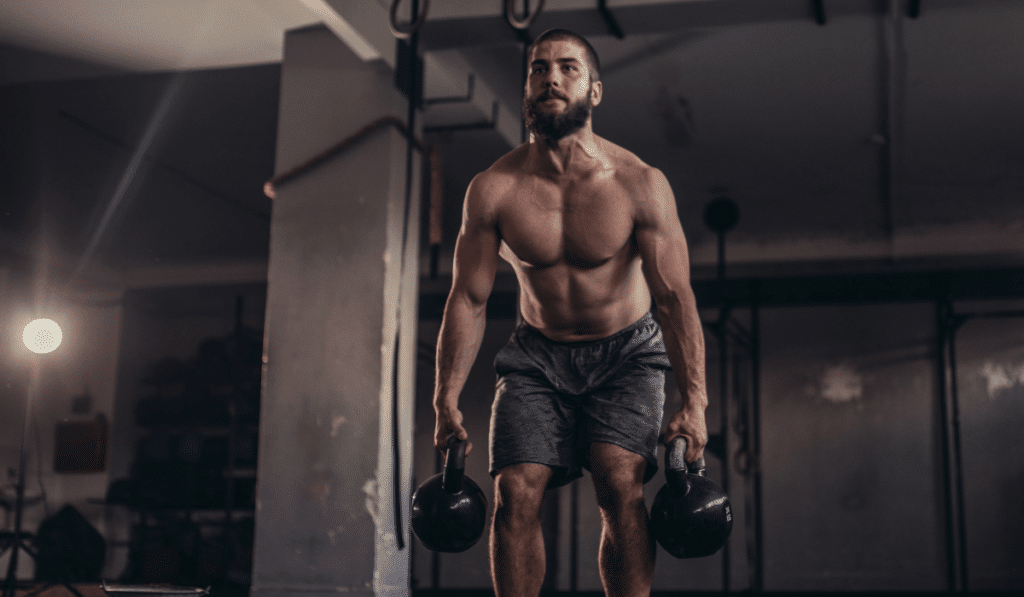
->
xmin=410 ymin=436 xmax=487 ymax=553
xmin=651 ymin=437 xmax=733 ymax=558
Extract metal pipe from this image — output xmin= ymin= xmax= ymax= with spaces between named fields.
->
xmin=877 ymin=0 xmax=905 ymax=261
xmin=432 ymin=448 xmax=442 ymax=588
xmin=811 ymin=0 xmax=826 ymax=25
xmin=570 ymin=479 xmax=579 ymax=594
xmin=947 ymin=314 xmax=970 ymax=591
xmin=958 ymin=309 xmax=1024 ymax=320
xmin=711 ymin=215 xmax=731 ymax=588
xmin=732 ymin=344 xmax=749 ymax=591
xmin=717 ymin=232 xmax=726 ymax=282
xmin=939 ymin=301 xmax=1024 ymax=591
xmin=935 ymin=300 xmax=958 ymax=591
xmin=597 ymin=0 xmax=625 ymax=38
xmin=908 ymin=0 xmax=922 ymax=18
xmin=264 ymin=116 xmax=427 ymax=199
xmin=750 ymin=299 xmax=764 ymax=591
xmin=718 ymin=323 xmax=730 ymax=591
xmin=1 ymin=361 xmax=39 ymax=597
xmin=391 ymin=0 xmax=421 ymax=553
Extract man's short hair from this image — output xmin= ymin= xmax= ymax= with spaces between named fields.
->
xmin=529 ymin=29 xmax=601 ymax=82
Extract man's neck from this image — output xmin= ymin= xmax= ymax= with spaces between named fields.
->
xmin=527 ymin=123 xmax=608 ymax=177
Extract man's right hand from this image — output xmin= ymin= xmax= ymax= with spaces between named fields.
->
xmin=434 ymin=408 xmax=472 ymax=456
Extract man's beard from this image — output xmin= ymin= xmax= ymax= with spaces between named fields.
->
xmin=522 ymin=92 xmax=592 ymax=142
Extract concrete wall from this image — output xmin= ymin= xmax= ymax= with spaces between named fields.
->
xmin=759 ymin=303 xmax=945 ymax=590
xmin=252 ymin=25 xmax=418 ymax=596
xmin=953 ymin=299 xmax=1024 ymax=590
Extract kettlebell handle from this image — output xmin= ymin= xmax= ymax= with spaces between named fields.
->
xmin=666 ymin=436 xmax=706 ymax=476
xmin=442 ymin=435 xmax=467 ymax=492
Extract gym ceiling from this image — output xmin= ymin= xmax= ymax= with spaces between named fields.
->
xmin=1 ymin=0 xmax=1021 ymax=280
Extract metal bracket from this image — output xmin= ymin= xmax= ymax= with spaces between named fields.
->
xmin=598 ymin=0 xmax=624 ymax=39
xmin=424 ymin=74 xmax=475 ymax=106
xmin=811 ymin=0 xmax=826 ymax=25
xmin=423 ymin=101 xmax=499 ymax=133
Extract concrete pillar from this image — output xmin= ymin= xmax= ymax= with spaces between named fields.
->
xmin=252 ymin=25 xmax=418 ymax=597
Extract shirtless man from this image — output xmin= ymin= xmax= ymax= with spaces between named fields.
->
xmin=432 ymin=29 xmax=708 ymax=597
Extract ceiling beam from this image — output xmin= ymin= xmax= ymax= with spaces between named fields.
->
xmin=414 ymin=0 xmax=866 ymax=49
xmin=314 ymin=0 xmax=1015 ymax=153
xmin=320 ymin=0 xmax=522 ymax=147
xmin=413 ymin=0 xmax=1014 ymax=50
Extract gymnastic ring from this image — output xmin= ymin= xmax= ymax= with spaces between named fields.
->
xmin=505 ymin=0 xmax=546 ymax=30
xmin=389 ymin=0 xmax=430 ymax=40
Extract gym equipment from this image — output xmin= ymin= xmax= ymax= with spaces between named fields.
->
xmin=101 ymin=581 xmax=209 ymax=595
xmin=505 ymin=0 xmax=546 ymax=30
xmin=651 ymin=437 xmax=733 ymax=559
xmin=389 ymin=0 xmax=430 ymax=40
xmin=703 ymin=196 xmax=739 ymax=235
xmin=34 ymin=505 xmax=106 ymax=583
xmin=703 ymin=196 xmax=739 ymax=282
xmin=410 ymin=437 xmax=486 ymax=553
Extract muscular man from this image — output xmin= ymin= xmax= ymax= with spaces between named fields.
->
xmin=433 ymin=29 xmax=708 ymax=597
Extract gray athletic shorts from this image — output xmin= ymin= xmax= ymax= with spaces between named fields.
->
xmin=489 ymin=312 xmax=671 ymax=489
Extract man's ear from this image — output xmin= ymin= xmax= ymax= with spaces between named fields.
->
xmin=590 ymin=80 xmax=603 ymax=107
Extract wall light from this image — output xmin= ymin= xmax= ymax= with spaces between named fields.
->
xmin=22 ymin=318 xmax=63 ymax=354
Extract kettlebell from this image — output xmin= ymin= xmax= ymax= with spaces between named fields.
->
xmin=651 ymin=437 xmax=733 ymax=558
xmin=410 ymin=436 xmax=487 ymax=552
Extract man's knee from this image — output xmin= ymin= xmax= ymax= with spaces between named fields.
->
xmin=590 ymin=443 xmax=646 ymax=513
xmin=493 ymin=463 xmax=551 ymax=525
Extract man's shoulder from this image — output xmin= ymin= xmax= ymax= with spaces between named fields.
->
xmin=469 ymin=144 xmax=528 ymax=192
xmin=595 ymin=140 xmax=674 ymax=219
xmin=461 ymin=145 xmax=528 ymax=221
xmin=601 ymin=140 xmax=665 ymax=191
xmin=485 ymin=143 xmax=531 ymax=177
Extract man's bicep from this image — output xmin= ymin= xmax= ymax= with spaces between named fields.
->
xmin=636 ymin=169 xmax=692 ymax=298
xmin=638 ymin=226 xmax=692 ymax=303
xmin=451 ymin=179 xmax=501 ymax=306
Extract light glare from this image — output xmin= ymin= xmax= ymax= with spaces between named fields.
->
xmin=23 ymin=319 xmax=62 ymax=354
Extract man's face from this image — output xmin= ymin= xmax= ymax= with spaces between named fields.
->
xmin=522 ymin=39 xmax=600 ymax=142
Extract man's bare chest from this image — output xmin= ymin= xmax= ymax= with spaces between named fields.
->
xmin=496 ymin=179 xmax=636 ymax=269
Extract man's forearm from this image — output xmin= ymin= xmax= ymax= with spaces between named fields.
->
xmin=434 ymin=292 xmax=488 ymax=413
xmin=655 ymin=287 xmax=707 ymax=410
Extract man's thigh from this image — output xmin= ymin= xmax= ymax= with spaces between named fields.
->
xmin=590 ymin=442 xmax=647 ymax=483
xmin=490 ymin=371 xmax=581 ymax=488
xmin=584 ymin=362 xmax=666 ymax=484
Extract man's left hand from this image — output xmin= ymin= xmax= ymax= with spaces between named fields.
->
xmin=662 ymin=403 xmax=708 ymax=463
